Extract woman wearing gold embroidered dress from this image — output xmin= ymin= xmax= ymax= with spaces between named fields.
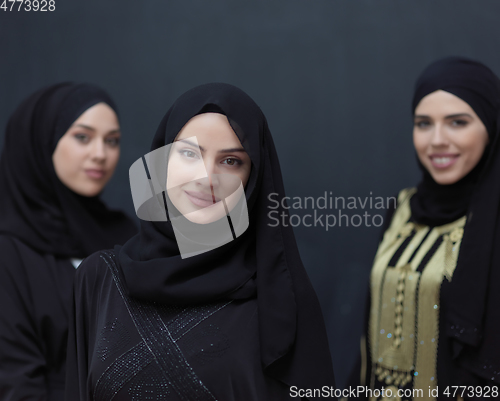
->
xmin=351 ymin=57 xmax=500 ymax=400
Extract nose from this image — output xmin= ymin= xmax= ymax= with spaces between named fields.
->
xmin=204 ymin=160 xmax=220 ymax=189
xmin=208 ymin=172 xmax=220 ymax=190
xmin=430 ymin=123 xmax=449 ymax=147
xmin=90 ymin=138 xmax=106 ymax=162
xmin=195 ymin=159 xmax=220 ymax=191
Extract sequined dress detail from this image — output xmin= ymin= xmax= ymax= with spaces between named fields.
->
xmin=367 ymin=188 xmax=466 ymax=401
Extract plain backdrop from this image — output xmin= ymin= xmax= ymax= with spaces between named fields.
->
xmin=2 ymin=0 xmax=500 ymax=388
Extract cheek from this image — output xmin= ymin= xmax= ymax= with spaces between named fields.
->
xmin=461 ymin=134 xmax=488 ymax=165
xmin=106 ymin=148 xmax=120 ymax=170
xmin=236 ymin=161 xmax=252 ymax=187
xmin=465 ymin=145 xmax=485 ymax=171
xmin=413 ymin=132 xmax=430 ymax=163
xmin=54 ymin=144 xmax=83 ymax=175
xmin=413 ymin=131 xmax=426 ymax=154
xmin=239 ymin=167 xmax=251 ymax=187
xmin=167 ymin=157 xmax=202 ymax=189
xmin=166 ymin=186 xmax=184 ymax=208
xmin=52 ymin=144 xmax=88 ymax=194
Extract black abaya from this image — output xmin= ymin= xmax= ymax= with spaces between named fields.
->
xmin=65 ymin=83 xmax=335 ymax=400
xmin=0 ymin=83 xmax=136 ymax=400
xmin=0 ymin=236 xmax=75 ymax=400
xmin=66 ymin=250 xmax=292 ymax=401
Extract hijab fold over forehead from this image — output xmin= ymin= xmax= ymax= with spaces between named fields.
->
xmin=0 ymin=82 xmax=136 ymax=258
xmin=117 ymin=83 xmax=335 ymax=389
xmin=412 ymin=56 xmax=500 ymax=137
xmin=410 ymin=57 xmax=500 ymax=383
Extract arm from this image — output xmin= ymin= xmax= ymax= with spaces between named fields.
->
xmin=64 ymin=276 xmax=88 ymax=400
xmin=0 ymin=237 xmax=48 ymax=400
xmin=65 ymin=253 xmax=101 ymax=401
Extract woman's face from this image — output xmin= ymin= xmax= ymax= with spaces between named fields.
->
xmin=413 ymin=90 xmax=489 ymax=185
xmin=52 ymin=102 xmax=121 ymax=197
xmin=166 ymin=112 xmax=251 ymax=224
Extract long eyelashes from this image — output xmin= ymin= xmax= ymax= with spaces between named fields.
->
xmin=74 ymin=133 xmax=90 ymax=143
xmin=450 ymin=119 xmax=468 ymax=127
xmin=73 ymin=133 xmax=120 ymax=147
xmin=105 ymin=137 xmax=121 ymax=147
xmin=414 ymin=121 xmax=430 ymax=129
xmin=414 ymin=119 xmax=470 ymax=129
xmin=221 ymin=158 xmax=242 ymax=166
xmin=179 ymin=149 xmax=243 ymax=167
xmin=179 ymin=149 xmax=200 ymax=159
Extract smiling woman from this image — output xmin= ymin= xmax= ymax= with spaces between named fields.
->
xmin=348 ymin=57 xmax=500 ymax=400
xmin=0 ymin=83 xmax=136 ymax=401
xmin=65 ymin=83 xmax=335 ymax=401
xmin=413 ymin=90 xmax=489 ymax=185
xmin=53 ymin=102 xmax=121 ymax=196
xmin=166 ymin=112 xmax=252 ymax=225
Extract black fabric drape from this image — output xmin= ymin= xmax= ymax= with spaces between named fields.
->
xmin=0 ymin=82 xmax=137 ymax=258
xmin=410 ymin=57 xmax=500 ymax=383
xmin=0 ymin=83 xmax=136 ymax=400
xmin=116 ymin=83 xmax=335 ymax=393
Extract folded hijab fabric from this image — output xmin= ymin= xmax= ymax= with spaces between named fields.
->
xmin=65 ymin=83 xmax=335 ymax=400
xmin=0 ymin=83 xmax=136 ymax=401
xmin=411 ymin=57 xmax=500 ymax=384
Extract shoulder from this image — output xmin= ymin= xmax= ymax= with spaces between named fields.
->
xmin=71 ymin=250 xmax=123 ymax=320
xmin=0 ymin=235 xmax=41 ymax=275
xmin=389 ymin=187 xmax=416 ymax=221
xmin=397 ymin=187 xmax=416 ymax=204
xmin=0 ymin=234 xmax=38 ymax=258
xmin=0 ymin=236 xmax=48 ymax=300
xmin=378 ymin=188 xmax=415 ymax=236
xmin=74 ymin=249 xmax=116 ymax=294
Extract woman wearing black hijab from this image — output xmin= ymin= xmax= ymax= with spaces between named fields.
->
xmin=351 ymin=57 xmax=500 ymax=399
xmin=65 ymin=83 xmax=335 ymax=400
xmin=0 ymin=83 xmax=137 ymax=400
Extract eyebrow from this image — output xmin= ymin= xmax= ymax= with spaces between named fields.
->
xmin=414 ymin=113 xmax=473 ymax=119
xmin=177 ymin=138 xmax=246 ymax=153
xmin=73 ymin=124 xmax=120 ymax=134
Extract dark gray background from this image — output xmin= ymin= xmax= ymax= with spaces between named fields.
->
xmin=2 ymin=0 xmax=500 ymax=388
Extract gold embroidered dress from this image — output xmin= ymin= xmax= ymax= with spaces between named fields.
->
xmin=366 ymin=188 xmax=465 ymax=400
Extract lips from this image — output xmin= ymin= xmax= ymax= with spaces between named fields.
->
xmin=429 ymin=154 xmax=459 ymax=169
xmin=85 ymin=169 xmax=106 ymax=179
xmin=184 ymin=190 xmax=221 ymax=208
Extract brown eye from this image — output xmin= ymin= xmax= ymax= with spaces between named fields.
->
xmin=414 ymin=120 xmax=431 ymax=129
xmin=105 ymin=137 xmax=120 ymax=147
xmin=451 ymin=119 xmax=468 ymax=127
xmin=74 ymin=134 xmax=90 ymax=143
xmin=222 ymin=158 xmax=241 ymax=166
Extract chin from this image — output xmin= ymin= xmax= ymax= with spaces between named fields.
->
xmin=73 ymin=185 xmax=104 ymax=197
xmin=182 ymin=208 xmax=226 ymax=225
xmin=430 ymin=172 xmax=462 ymax=185
xmin=184 ymin=216 xmax=213 ymax=225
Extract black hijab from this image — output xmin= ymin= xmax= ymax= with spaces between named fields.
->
xmin=117 ymin=83 xmax=335 ymax=391
xmin=410 ymin=57 xmax=500 ymax=383
xmin=0 ymin=82 xmax=137 ymax=258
